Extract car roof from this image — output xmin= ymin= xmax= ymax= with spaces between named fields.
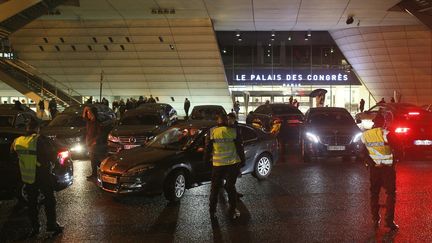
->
xmin=379 ymin=103 xmax=423 ymax=112
xmin=123 ymin=108 xmax=164 ymax=117
xmin=193 ymin=105 xmax=224 ymax=109
xmin=0 ymin=104 xmax=34 ymax=115
xmin=173 ymin=120 xmax=216 ymax=129
xmin=138 ymin=103 xmax=170 ymax=110
xmin=308 ymin=107 xmax=350 ymax=113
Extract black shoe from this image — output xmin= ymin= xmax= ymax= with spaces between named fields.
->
xmin=387 ymin=221 xmax=399 ymax=231
xmin=237 ymin=192 xmax=244 ymax=198
xmin=230 ymin=208 xmax=240 ymax=220
xmin=46 ymin=223 xmax=64 ymax=235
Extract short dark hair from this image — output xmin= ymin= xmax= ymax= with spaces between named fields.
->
xmin=227 ymin=112 xmax=236 ymax=119
xmin=216 ymin=114 xmax=227 ymax=125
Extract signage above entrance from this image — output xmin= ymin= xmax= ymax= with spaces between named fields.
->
xmin=227 ymin=69 xmax=361 ymax=86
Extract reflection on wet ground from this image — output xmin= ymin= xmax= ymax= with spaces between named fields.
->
xmin=1 ymin=149 xmax=432 ymax=242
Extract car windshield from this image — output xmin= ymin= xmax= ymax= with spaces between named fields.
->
xmin=121 ymin=114 xmax=162 ymax=125
xmin=309 ymin=111 xmax=354 ymax=126
xmin=48 ymin=114 xmax=86 ymax=127
xmin=0 ymin=115 xmax=15 ymax=127
xmin=271 ymin=105 xmax=302 ymax=114
xmin=191 ymin=108 xmax=226 ymax=120
xmin=148 ymin=127 xmax=201 ymax=149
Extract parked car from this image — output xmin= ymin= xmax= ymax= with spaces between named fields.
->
xmin=98 ymin=120 xmax=278 ymax=202
xmin=355 ymin=103 xmax=387 ymax=130
xmin=301 ymin=107 xmax=363 ymax=162
xmin=0 ymin=105 xmax=73 ymax=199
xmin=190 ymin=105 xmax=227 ymax=120
xmin=108 ymin=103 xmax=177 ymax=154
xmin=41 ymin=104 xmax=115 ymax=158
xmin=246 ymin=103 xmax=304 ymax=144
xmin=374 ymin=103 xmax=432 ymax=160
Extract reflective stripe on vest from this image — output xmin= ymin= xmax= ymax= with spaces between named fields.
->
xmin=361 ymin=128 xmax=393 ymax=166
xmin=13 ymin=134 xmax=40 ymax=184
xmin=210 ymin=126 xmax=240 ymax=166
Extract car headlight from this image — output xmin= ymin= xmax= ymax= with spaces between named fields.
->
xmin=305 ymin=132 xmax=319 ymax=143
xmin=124 ymin=165 xmax=154 ymax=176
xmin=108 ymin=134 xmax=120 ymax=143
xmin=353 ymin=132 xmax=363 ymax=143
xmin=70 ymin=144 xmax=83 ymax=153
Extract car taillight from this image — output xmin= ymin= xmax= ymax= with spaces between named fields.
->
xmin=395 ymin=127 xmax=410 ymax=134
xmin=57 ymin=151 xmax=70 ymax=165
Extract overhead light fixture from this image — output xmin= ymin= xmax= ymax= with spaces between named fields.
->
xmin=304 ymin=34 xmax=309 ymax=41
xmin=268 ymin=43 xmax=272 ymax=47
xmin=237 ymin=37 xmax=243 ymax=42
xmin=169 ymin=44 xmax=175 ymax=50
xmin=307 ymin=30 xmax=311 ymax=37
xmin=346 ymin=15 xmax=354 ymax=25
xmin=235 ymin=31 xmax=241 ymax=37
xmin=288 ymin=36 xmax=292 ymax=41
xmin=271 ymin=31 xmax=275 ymax=37
xmin=222 ymin=49 xmax=227 ymax=53
xmin=330 ymin=47 xmax=334 ymax=53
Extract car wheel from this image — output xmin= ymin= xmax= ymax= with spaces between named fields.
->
xmin=163 ymin=170 xmax=187 ymax=202
xmin=253 ymin=153 xmax=273 ymax=180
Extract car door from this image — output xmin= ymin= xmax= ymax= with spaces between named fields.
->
xmin=187 ymin=131 xmax=212 ymax=183
xmin=239 ymin=125 xmax=259 ymax=173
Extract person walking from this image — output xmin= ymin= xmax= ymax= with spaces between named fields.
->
xmin=48 ymin=98 xmax=57 ymax=118
xmin=205 ymin=114 xmax=245 ymax=220
xmin=184 ymin=98 xmax=191 ymax=119
xmin=359 ymin=98 xmax=365 ymax=112
xmin=38 ymin=99 xmax=45 ymax=119
xmin=233 ymin=101 xmax=240 ymax=118
xmin=360 ymin=113 xmax=398 ymax=231
xmin=10 ymin=120 xmax=64 ymax=237
xmin=83 ymin=106 xmax=110 ymax=178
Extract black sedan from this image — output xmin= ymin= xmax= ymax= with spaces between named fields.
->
xmin=41 ymin=104 xmax=115 ymax=158
xmin=190 ymin=105 xmax=227 ymax=121
xmin=98 ymin=121 xmax=278 ymax=202
xmin=108 ymin=104 xmax=177 ymax=153
xmin=246 ymin=103 xmax=304 ymax=144
xmin=301 ymin=107 xmax=363 ymax=162
xmin=0 ymin=105 xmax=73 ymax=199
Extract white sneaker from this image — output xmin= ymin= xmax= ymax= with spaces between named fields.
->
xmin=232 ymin=209 xmax=240 ymax=219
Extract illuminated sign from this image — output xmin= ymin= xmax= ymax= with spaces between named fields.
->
xmin=226 ymin=69 xmax=361 ymax=85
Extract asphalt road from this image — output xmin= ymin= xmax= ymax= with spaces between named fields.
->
xmin=1 ymin=150 xmax=432 ymax=243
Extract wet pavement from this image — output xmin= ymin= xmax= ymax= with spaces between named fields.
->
xmin=1 ymin=150 xmax=432 ymax=242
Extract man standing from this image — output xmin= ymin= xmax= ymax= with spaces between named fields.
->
xmin=377 ymin=98 xmax=386 ymax=104
xmin=205 ymin=114 xmax=245 ymax=220
xmin=83 ymin=106 xmax=109 ymax=178
xmin=184 ymin=98 xmax=190 ymax=119
xmin=38 ymin=99 xmax=45 ymax=119
xmin=10 ymin=120 xmax=63 ymax=237
xmin=147 ymin=95 xmax=156 ymax=103
xmin=360 ymin=113 xmax=398 ymax=231
xmin=359 ymin=98 xmax=365 ymax=112
xmin=48 ymin=98 xmax=57 ymax=118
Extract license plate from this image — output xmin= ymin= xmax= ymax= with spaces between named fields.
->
xmin=124 ymin=144 xmax=140 ymax=150
xmin=101 ymin=174 xmax=117 ymax=184
xmin=414 ymin=140 xmax=432 ymax=146
xmin=327 ymin=145 xmax=346 ymax=151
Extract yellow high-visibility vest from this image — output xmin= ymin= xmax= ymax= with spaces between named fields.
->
xmin=13 ymin=134 xmax=40 ymax=184
xmin=361 ymin=128 xmax=393 ymax=165
xmin=210 ymin=126 xmax=240 ymax=166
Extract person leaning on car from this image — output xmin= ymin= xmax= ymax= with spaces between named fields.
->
xmin=359 ymin=113 xmax=399 ymax=231
xmin=205 ymin=114 xmax=246 ymax=220
xmin=10 ymin=119 xmax=63 ymax=237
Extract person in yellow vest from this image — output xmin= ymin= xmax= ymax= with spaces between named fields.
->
xmin=205 ymin=114 xmax=245 ymax=220
xmin=10 ymin=120 xmax=63 ymax=237
xmin=360 ymin=113 xmax=398 ymax=231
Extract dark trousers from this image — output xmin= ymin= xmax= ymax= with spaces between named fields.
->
xmin=185 ymin=108 xmax=189 ymax=118
xmin=369 ymin=166 xmax=396 ymax=224
xmin=25 ymin=179 xmax=57 ymax=229
xmin=209 ymin=164 xmax=239 ymax=213
xmin=89 ymin=144 xmax=107 ymax=175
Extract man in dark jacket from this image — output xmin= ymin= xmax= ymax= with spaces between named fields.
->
xmin=10 ymin=120 xmax=63 ymax=237
xmin=184 ymin=98 xmax=191 ymax=119
xmin=48 ymin=98 xmax=57 ymax=118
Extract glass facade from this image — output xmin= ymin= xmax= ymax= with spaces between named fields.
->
xmin=216 ymin=31 xmax=371 ymax=114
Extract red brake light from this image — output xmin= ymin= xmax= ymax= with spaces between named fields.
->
xmin=58 ymin=151 xmax=70 ymax=165
xmin=408 ymin=111 xmax=420 ymax=116
xmin=395 ymin=127 xmax=410 ymax=134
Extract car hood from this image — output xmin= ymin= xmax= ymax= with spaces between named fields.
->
xmin=40 ymin=126 xmax=85 ymax=138
xmin=100 ymin=146 xmax=179 ymax=174
xmin=110 ymin=125 xmax=164 ymax=137
xmin=305 ymin=125 xmax=360 ymax=136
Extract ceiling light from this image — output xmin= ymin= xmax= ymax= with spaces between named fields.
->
xmin=307 ymin=30 xmax=311 ymax=37
xmin=304 ymin=35 xmax=309 ymax=41
xmin=330 ymin=47 xmax=334 ymax=53
xmin=288 ymin=36 xmax=292 ymax=41
xmin=222 ymin=49 xmax=227 ymax=53
xmin=169 ymin=44 xmax=175 ymax=50
xmin=237 ymin=37 xmax=243 ymax=42
xmin=235 ymin=31 xmax=241 ymax=37
xmin=268 ymin=43 xmax=271 ymax=47
xmin=271 ymin=31 xmax=275 ymax=37
xmin=346 ymin=15 xmax=354 ymax=25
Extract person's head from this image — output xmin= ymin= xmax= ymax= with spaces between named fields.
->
xmin=372 ymin=113 xmax=385 ymax=128
xmin=227 ymin=112 xmax=237 ymax=126
xmin=26 ymin=119 xmax=39 ymax=134
xmin=216 ymin=114 xmax=227 ymax=126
